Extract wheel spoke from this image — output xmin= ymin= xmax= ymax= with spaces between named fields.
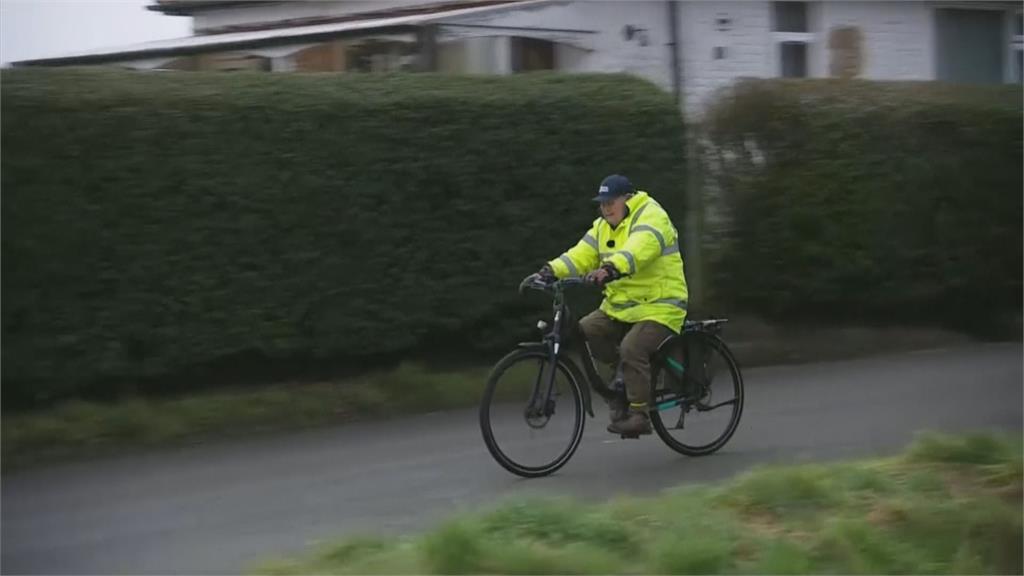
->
xmin=698 ymin=398 xmax=738 ymax=411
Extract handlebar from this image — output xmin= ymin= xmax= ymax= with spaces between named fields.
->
xmin=518 ymin=274 xmax=593 ymax=295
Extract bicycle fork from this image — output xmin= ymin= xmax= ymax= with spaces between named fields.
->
xmin=525 ymin=339 xmax=559 ymax=420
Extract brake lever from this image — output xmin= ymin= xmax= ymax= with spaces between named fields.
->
xmin=534 ymin=278 xmax=556 ymax=291
xmin=518 ymin=275 xmax=536 ymax=295
xmin=519 ymin=273 xmax=556 ymax=294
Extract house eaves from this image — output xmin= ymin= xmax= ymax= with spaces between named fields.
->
xmin=13 ymin=0 xmax=560 ymax=67
xmin=189 ymin=0 xmax=524 ymax=35
xmin=148 ymin=0 xmax=267 ymax=16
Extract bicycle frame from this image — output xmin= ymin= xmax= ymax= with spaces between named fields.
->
xmin=519 ymin=278 xmax=618 ymax=421
xmin=518 ymin=278 xmax=736 ymax=423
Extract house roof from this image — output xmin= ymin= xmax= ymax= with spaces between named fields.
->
xmin=149 ymin=1 xmax=266 ymax=16
xmin=13 ymin=0 xmax=556 ymax=67
xmin=186 ymin=0 xmax=524 ymax=35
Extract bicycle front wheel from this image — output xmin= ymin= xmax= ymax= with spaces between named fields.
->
xmin=480 ymin=348 xmax=585 ymax=478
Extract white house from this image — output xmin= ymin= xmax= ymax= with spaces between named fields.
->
xmin=14 ymin=0 xmax=1023 ymax=116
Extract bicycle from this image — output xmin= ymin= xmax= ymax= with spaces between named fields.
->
xmin=479 ymin=276 xmax=744 ymax=478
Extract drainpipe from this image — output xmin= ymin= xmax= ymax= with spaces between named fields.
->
xmin=667 ymin=0 xmax=704 ymax=313
xmin=417 ymin=24 xmax=438 ymax=72
xmin=667 ymin=0 xmax=682 ymax=107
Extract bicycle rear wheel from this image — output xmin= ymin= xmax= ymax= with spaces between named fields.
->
xmin=480 ymin=348 xmax=585 ymax=478
xmin=650 ymin=332 xmax=744 ymax=456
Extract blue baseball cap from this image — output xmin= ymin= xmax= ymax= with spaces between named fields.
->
xmin=592 ymin=174 xmax=635 ymax=202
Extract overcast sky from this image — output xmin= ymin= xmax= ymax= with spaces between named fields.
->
xmin=1 ymin=0 xmax=192 ymax=66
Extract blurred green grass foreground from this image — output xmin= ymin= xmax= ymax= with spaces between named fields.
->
xmin=258 ymin=432 xmax=1022 ymax=575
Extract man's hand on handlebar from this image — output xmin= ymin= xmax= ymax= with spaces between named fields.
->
xmin=519 ymin=262 xmax=622 ymax=294
xmin=519 ymin=265 xmax=556 ymax=294
xmin=585 ymin=263 xmax=622 ymax=287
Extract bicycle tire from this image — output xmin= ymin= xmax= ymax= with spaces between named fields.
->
xmin=480 ymin=348 xmax=586 ymax=478
xmin=650 ymin=331 xmax=744 ymax=456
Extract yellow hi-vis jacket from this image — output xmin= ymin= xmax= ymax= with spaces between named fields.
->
xmin=547 ymin=192 xmax=688 ymax=333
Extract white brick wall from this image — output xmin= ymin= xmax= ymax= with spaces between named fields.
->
xmin=569 ymin=1 xmax=675 ymax=91
xmin=819 ymin=1 xmax=933 ymax=81
xmin=676 ymin=1 xmax=774 ymax=116
xmin=438 ymin=1 xmax=674 ymax=90
xmin=673 ymin=1 xmax=941 ymax=116
xmin=434 ymin=1 xmax=954 ymax=116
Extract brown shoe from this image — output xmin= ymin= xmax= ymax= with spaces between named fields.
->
xmin=607 ymin=396 xmax=628 ymax=424
xmin=607 ymin=410 xmax=652 ymax=436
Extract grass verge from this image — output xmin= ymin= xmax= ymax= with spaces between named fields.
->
xmin=1 ymin=362 xmax=490 ymax=471
xmin=256 ymin=432 xmax=1023 ymax=575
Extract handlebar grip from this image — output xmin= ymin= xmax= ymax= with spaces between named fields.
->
xmin=518 ymin=274 xmax=603 ymax=294
xmin=518 ymin=274 xmax=536 ymax=295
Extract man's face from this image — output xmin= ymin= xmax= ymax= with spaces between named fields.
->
xmin=600 ymin=196 xmax=628 ymax=227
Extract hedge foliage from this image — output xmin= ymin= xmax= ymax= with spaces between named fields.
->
xmin=701 ymin=79 xmax=1022 ymax=329
xmin=1 ymin=69 xmax=687 ymax=405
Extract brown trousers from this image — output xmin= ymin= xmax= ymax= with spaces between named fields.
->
xmin=578 ymin=309 xmax=673 ymax=407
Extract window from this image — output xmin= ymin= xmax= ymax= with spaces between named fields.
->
xmin=437 ymin=40 xmax=467 ymax=74
xmin=510 ymin=37 xmax=555 ymax=72
xmin=439 ymin=37 xmax=503 ymax=74
xmin=773 ymin=2 xmax=813 ymax=77
xmin=347 ymin=38 xmax=418 ymax=73
xmin=780 ymin=42 xmax=808 ymax=77
xmin=773 ymin=1 xmax=808 ymax=33
xmin=293 ymin=41 xmax=346 ymax=72
xmin=936 ymin=9 xmax=1004 ymax=84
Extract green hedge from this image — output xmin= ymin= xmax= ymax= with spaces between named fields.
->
xmin=1 ymin=69 xmax=686 ymax=406
xmin=701 ymin=79 xmax=1022 ymax=329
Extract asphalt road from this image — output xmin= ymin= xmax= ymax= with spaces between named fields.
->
xmin=3 ymin=343 xmax=1021 ymax=575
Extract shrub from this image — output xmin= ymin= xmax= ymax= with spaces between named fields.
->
xmin=1 ymin=69 xmax=687 ymax=405
xmin=701 ymin=79 xmax=1022 ymax=330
